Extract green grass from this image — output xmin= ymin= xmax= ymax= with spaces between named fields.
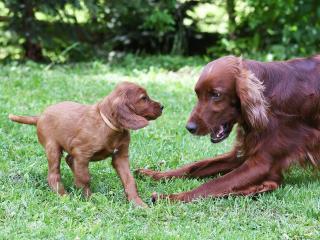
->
xmin=0 ymin=56 xmax=319 ymax=239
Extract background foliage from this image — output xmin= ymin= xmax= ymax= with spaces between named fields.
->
xmin=1 ymin=0 xmax=319 ymax=62
xmin=1 ymin=1 xmax=320 ymax=238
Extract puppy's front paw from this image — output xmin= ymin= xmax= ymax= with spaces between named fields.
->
xmin=82 ymin=187 xmax=92 ymax=199
xmin=132 ymin=197 xmax=148 ymax=208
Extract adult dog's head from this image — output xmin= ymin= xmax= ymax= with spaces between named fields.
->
xmin=186 ymin=56 xmax=269 ymax=143
xmin=100 ymin=81 xmax=163 ymax=130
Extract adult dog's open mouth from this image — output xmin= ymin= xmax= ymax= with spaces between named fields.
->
xmin=210 ymin=123 xmax=232 ymax=143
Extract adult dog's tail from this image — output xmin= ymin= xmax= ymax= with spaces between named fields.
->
xmin=8 ymin=114 xmax=39 ymax=125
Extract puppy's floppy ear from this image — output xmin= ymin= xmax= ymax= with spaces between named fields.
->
xmin=112 ymin=96 xmax=149 ymax=130
xmin=235 ymin=57 xmax=269 ymax=130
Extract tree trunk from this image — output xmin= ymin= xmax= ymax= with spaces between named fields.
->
xmin=23 ymin=41 xmax=44 ymax=61
xmin=226 ymin=0 xmax=236 ymax=40
xmin=22 ymin=0 xmax=44 ymax=61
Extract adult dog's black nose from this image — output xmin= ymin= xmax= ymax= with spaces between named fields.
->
xmin=186 ymin=122 xmax=197 ymax=134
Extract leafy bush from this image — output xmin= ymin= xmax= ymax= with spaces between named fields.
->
xmin=0 ymin=0 xmax=319 ymax=61
xmin=209 ymin=0 xmax=320 ymax=60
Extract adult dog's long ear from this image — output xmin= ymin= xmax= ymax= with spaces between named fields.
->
xmin=112 ymin=96 xmax=149 ymax=130
xmin=235 ymin=58 xmax=269 ymax=130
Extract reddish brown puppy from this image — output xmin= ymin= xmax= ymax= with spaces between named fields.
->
xmin=137 ymin=55 xmax=320 ymax=202
xmin=9 ymin=82 xmax=163 ymax=207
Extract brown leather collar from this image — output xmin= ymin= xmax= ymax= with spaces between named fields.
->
xmin=99 ymin=111 xmax=122 ymax=132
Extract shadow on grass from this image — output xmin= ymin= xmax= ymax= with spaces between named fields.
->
xmin=108 ymin=54 xmax=207 ymax=72
xmin=284 ymin=166 xmax=320 ymax=187
xmin=0 ymin=54 xmax=208 ymax=75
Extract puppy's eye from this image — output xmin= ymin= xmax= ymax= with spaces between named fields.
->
xmin=141 ymin=96 xmax=148 ymax=101
xmin=211 ymin=91 xmax=221 ymax=101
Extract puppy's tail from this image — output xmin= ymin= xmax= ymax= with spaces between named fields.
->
xmin=8 ymin=114 xmax=39 ymax=125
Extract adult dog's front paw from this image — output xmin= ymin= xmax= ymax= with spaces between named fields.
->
xmin=151 ymin=192 xmax=161 ymax=203
xmin=135 ymin=168 xmax=164 ymax=180
xmin=151 ymin=192 xmax=186 ymax=203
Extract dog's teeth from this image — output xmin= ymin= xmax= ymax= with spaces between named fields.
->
xmin=216 ymin=125 xmax=224 ymax=137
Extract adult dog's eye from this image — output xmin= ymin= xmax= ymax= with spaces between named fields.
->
xmin=211 ymin=91 xmax=221 ymax=101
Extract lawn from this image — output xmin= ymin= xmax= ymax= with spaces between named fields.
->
xmin=0 ymin=55 xmax=319 ymax=239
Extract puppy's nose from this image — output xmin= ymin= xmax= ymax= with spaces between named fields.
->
xmin=186 ymin=122 xmax=197 ymax=134
xmin=160 ymin=105 xmax=164 ymax=110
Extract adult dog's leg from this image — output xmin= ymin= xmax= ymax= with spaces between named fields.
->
xmin=136 ymin=151 xmax=242 ymax=180
xmin=153 ymin=156 xmax=275 ymax=202
xmin=46 ymin=142 xmax=65 ymax=195
xmin=231 ymin=180 xmax=280 ymax=196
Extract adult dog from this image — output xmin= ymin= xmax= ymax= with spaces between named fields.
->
xmin=137 ymin=55 xmax=320 ymax=202
xmin=10 ymin=82 xmax=163 ymax=207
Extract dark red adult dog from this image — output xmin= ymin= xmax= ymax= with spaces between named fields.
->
xmin=137 ymin=55 xmax=320 ymax=202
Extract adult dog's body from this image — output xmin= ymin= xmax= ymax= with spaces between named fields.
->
xmin=10 ymin=82 xmax=163 ymax=206
xmin=138 ymin=55 xmax=320 ymax=202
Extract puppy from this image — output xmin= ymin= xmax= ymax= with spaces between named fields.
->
xmin=9 ymin=81 xmax=163 ymax=207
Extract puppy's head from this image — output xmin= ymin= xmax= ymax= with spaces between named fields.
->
xmin=107 ymin=82 xmax=163 ymax=130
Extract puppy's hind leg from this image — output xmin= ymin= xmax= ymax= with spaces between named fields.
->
xmin=45 ymin=142 xmax=66 ymax=195
xmin=65 ymin=154 xmax=75 ymax=173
